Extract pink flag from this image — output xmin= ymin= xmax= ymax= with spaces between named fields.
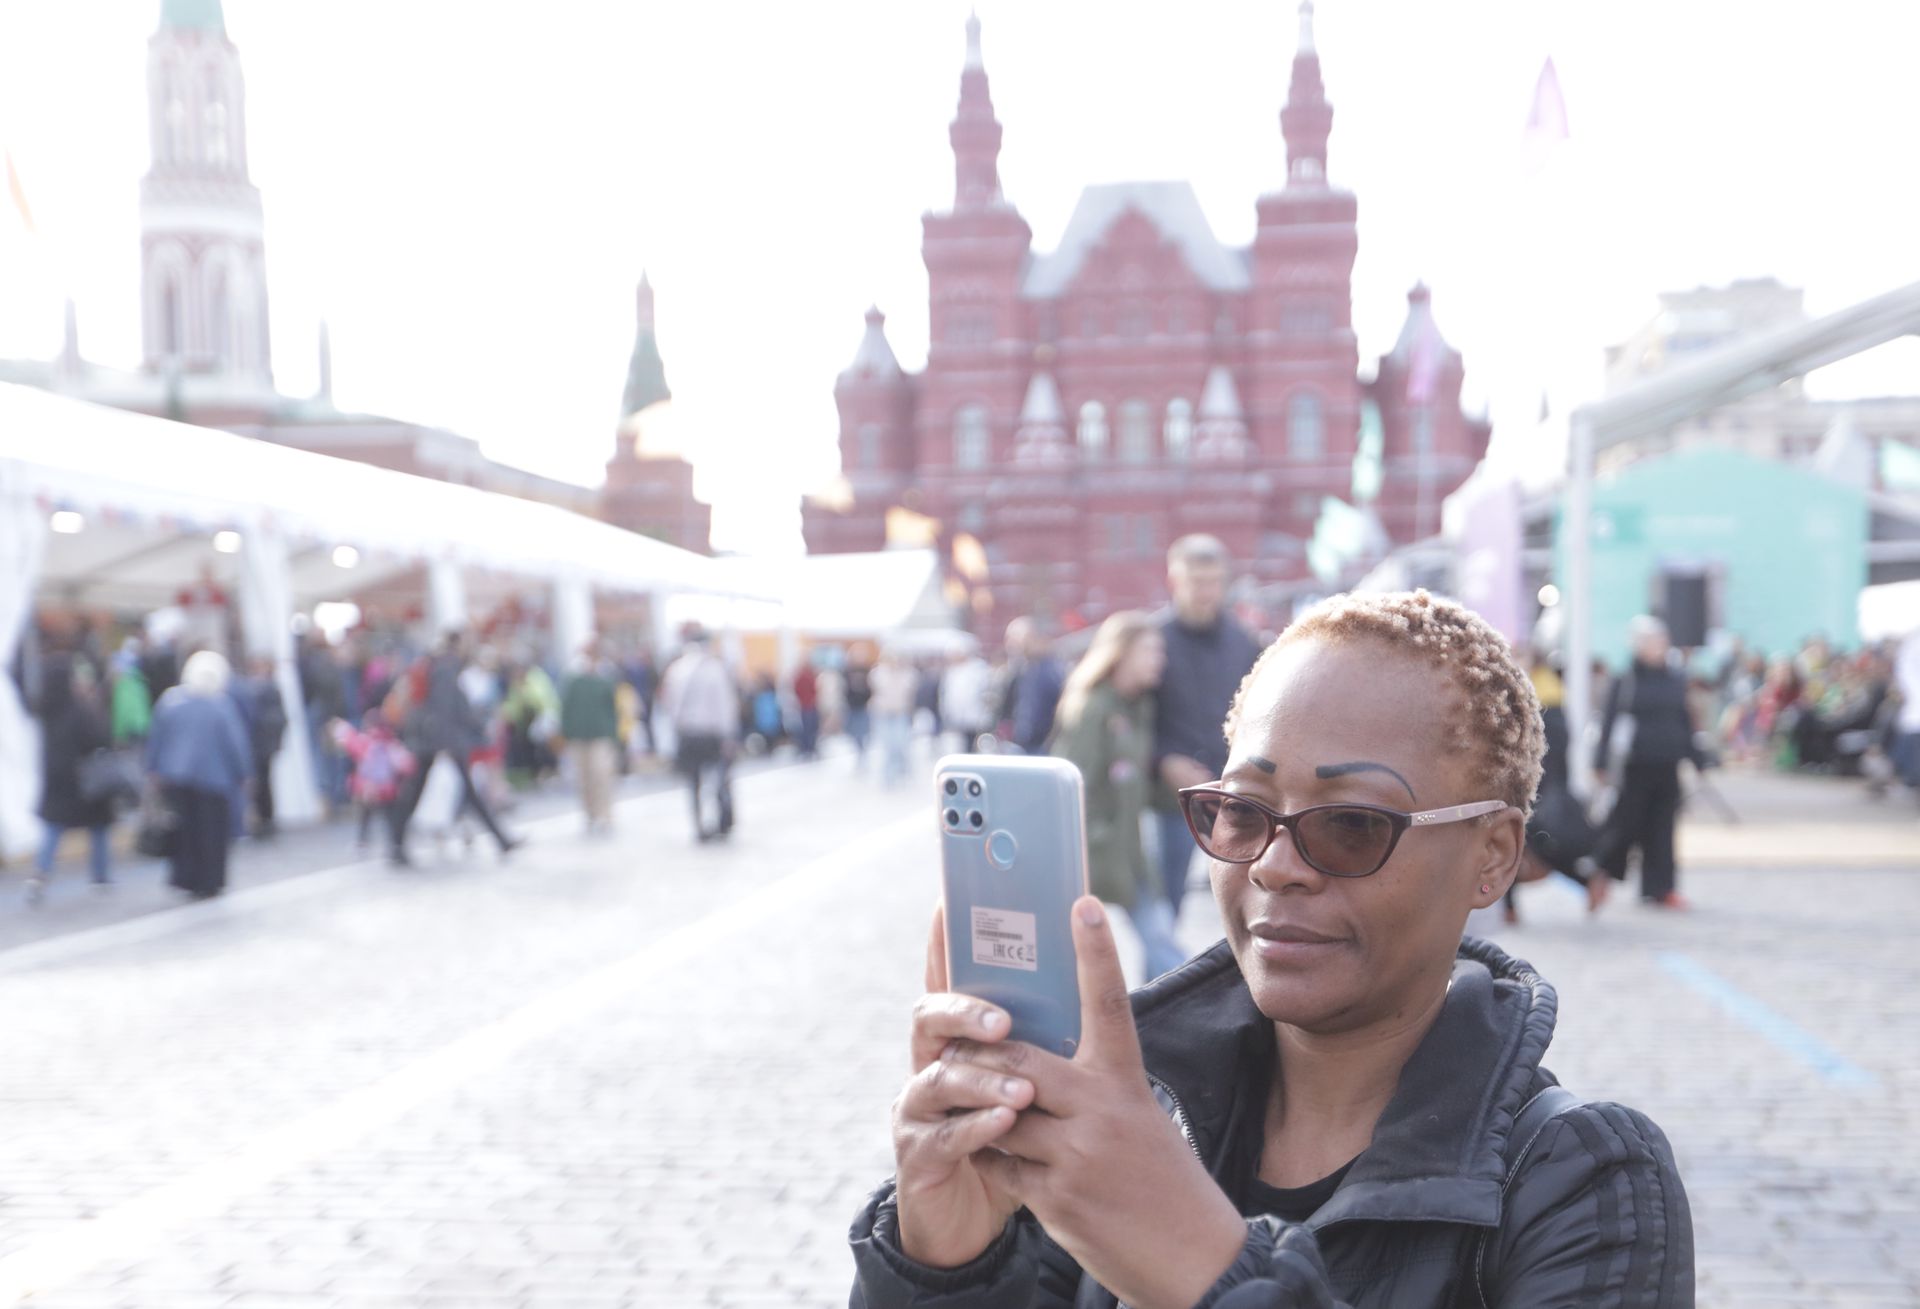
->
xmin=1520 ymin=58 xmax=1569 ymax=174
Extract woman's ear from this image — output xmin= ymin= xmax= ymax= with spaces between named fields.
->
xmin=1469 ymin=810 xmax=1526 ymax=910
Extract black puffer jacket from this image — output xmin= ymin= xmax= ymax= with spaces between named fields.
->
xmin=849 ymin=938 xmax=1692 ymax=1307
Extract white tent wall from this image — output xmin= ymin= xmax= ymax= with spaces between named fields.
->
xmin=428 ymin=557 xmax=468 ymax=635
xmin=236 ymin=520 xmax=321 ymax=825
xmin=0 ymin=472 xmax=49 ymax=860
xmin=551 ymin=576 xmax=595 ymax=666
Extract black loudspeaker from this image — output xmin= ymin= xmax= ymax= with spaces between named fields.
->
xmin=1660 ymin=572 xmax=1710 ymax=648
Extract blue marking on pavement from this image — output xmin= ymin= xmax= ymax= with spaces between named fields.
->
xmin=1658 ymin=952 xmax=1877 ymax=1089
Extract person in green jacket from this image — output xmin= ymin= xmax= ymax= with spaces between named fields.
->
xmin=558 ymin=641 xmax=621 ymax=834
xmin=110 ymin=643 xmax=153 ymax=745
xmin=1050 ymin=610 xmax=1179 ymax=979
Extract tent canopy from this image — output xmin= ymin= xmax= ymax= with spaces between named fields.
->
xmin=1 ymin=383 xmax=769 ymax=607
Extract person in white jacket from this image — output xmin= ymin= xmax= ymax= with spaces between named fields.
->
xmin=938 ymin=648 xmax=994 ymax=754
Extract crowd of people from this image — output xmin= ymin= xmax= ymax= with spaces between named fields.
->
xmin=16 ymin=552 xmax=1918 ymax=931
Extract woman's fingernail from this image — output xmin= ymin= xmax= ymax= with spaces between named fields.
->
xmin=1002 ymin=1078 xmax=1026 ymax=1099
xmin=1077 ymin=899 xmax=1104 ymax=926
xmin=981 ymin=1011 xmax=1006 ymax=1033
xmin=940 ymin=1041 xmax=958 ymax=1061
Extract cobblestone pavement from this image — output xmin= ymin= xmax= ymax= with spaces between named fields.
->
xmin=1 ymin=756 xmax=1914 ymax=1307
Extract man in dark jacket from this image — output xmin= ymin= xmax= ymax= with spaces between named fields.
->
xmin=1152 ymin=535 xmax=1261 ymax=917
xmin=389 ymin=632 xmax=520 ymax=866
xmin=1001 ymin=618 xmax=1065 ymax=756
xmin=238 ymin=656 xmax=289 ymax=838
xmin=1595 ymin=615 xmax=1707 ymax=909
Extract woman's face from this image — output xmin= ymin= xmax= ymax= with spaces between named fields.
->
xmin=1114 ymin=630 xmax=1165 ymax=695
xmin=1209 ymin=638 xmax=1521 ymax=1035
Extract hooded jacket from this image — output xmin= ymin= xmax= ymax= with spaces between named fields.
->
xmin=849 ymin=937 xmax=1691 ymax=1308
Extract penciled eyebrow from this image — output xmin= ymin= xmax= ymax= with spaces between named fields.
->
xmin=1315 ymin=760 xmax=1417 ymax=802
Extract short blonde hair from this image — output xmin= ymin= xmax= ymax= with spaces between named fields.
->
xmin=1225 ymin=590 xmax=1545 ymax=816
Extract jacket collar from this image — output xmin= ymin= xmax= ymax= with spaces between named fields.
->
xmin=1132 ymin=936 xmax=1557 ymax=1231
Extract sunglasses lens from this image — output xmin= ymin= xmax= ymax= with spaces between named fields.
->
xmin=1188 ymin=792 xmax=1270 ymax=862
xmin=1297 ymin=807 xmax=1396 ymax=876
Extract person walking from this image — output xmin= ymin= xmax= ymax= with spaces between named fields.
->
xmin=389 ymin=633 xmax=521 ymax=867
xmin=27 ymin=656 xmax=117 ymax=903
xmin=1594 ymin=615 xmax=1707 ymax=910
xmin=940 ymin=645 xmax=994 ymax=754
xmin=660 ymin=626 xmax=738 ymax=842
xmin=239 ymin=656 xmax=289 ymax=838
xmin=870 ymin=649 xmax=918 ymax=787
xmin=332 ymin=708 xmax=417 ymax=854
xmin=1504 ymin=653 xmax=1608 ymax=925
xmin=559 ymin=640 xmax=620 ymax=835
xmin=1001 ymin=618 xmax=1065 ymax=756
xmin=109 ymin=640 xmax=152 ymax=746
xmin=145 ymin=651 xmax=251 ymax=899
xmin=1152 ymin=534 xmax=1261 ymax=919
xmin=843 ymin=652 xmax=875 ymax=767
xmin=1049 ymin=612 xmax=1181 ymax=979
xmin=792 ymin=660 xmax=821 ymax=759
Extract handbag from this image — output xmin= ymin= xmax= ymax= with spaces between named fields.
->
xmin=135 ymin=786 xmax=178 ymax=859
xmin=77 ymin=748 xmax=144 ymax=808
xmin=1524 ymin=785 xmax=1600 ymax=880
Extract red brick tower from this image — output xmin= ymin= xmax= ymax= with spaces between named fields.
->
xmin=601 ymin=274 xmax=713 ymax=552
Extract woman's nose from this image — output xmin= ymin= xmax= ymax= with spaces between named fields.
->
xmin=1246 ymin=825 xmax=1322 ymax=892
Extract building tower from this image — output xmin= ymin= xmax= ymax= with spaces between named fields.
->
xmin=140 ymin=0 xmax=271 ymax=384
xmin=602 ymin=274 xmax=713 ymax=553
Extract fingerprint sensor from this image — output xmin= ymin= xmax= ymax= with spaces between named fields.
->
xmin=986 ymin=829 xmax=1019 ymax=870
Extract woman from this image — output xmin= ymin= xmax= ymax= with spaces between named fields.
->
xmin=146 ymin=650 xmax=251 ymax=899
xmin=1050 ymin=611 xmax=1179 ymax=979
xmin=29 ymin=656 xmax=117 ymax=903
xmin=852 ymin=590 xmax=1691 ymax=1307
xmin=1594 ymin=615 xmax=1706 ymax=910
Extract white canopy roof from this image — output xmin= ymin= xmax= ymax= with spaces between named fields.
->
xmin=0 ymin=382 xmax=765 ymax=608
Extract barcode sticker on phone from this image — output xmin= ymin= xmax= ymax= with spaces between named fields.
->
xmin=971 ymin=906 xmax=1038 ymax=972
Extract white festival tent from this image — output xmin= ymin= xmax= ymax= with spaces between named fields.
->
xmin=0 ymin=382 xmax=771 ymax=858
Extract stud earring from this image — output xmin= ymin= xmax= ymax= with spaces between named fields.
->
xmin=1479 ymin=883 xmax=1492 ymax=894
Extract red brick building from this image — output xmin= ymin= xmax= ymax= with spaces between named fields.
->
xmin=802 ymin=5 xmax=1488 ymax=634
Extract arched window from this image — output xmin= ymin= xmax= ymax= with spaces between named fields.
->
xmin=857 ymin=423 xmax=883 ymax=469
xmin=203 ymin=68 xmax=228 ymax=166
xmin=1077 ymin=401 xmax=1108 ymax=460
xmin=1119 ymin=302 xmax=1150 ymax=339
xmin=954 ymin=404 xmax=991 ymax=470
xmin=208 ymin=266 xmax=230 ymax=365
xmin=1288 ymin=392 xmax=1324 ymax=458
xmin=1117 ymin=399 xmax=1153 ymax=463
xmin=1164 ymin=398 xmax=1193 ymax=460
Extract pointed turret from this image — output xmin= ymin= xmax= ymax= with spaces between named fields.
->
xmin=618 ymin=272 xmax=671 ymax=421
xmin=949 ymin=11 xmax=1005 ymax=210
xmin=1013 ymin=366 xmax=1069 ymax=466
xmin=1194 ymin=365 xmax=1250 ymax=460
xmin=841 ymin=305 xmax=902 ymax=383
xmin=1281 ymin=1 xmax=1333 ymax=185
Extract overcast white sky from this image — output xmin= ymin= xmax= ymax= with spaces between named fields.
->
xmin=3 ymin=0 xmax=1917 ymax=554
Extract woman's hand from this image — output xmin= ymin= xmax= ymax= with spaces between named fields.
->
xmin=890 ymin=904 xmax=1034 ymax=1269
xmin=949 ymin=897 xmax=1248 ymax=1309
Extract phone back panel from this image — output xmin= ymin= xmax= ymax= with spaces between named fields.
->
xmin=936 ymin=754 xmax=1086 ymax=1056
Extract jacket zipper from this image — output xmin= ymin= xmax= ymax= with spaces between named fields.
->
xmin=1148 ymin=1071 xmax=1205 ymax=1164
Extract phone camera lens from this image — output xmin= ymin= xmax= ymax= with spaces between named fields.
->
xmin=968 ymin=810 xmax=985 ymax=829
xmin=944 ymin=808 xmax=961 ymax=828
xmin=943 ymin=779 xmax=958 ymax=796
xmin=967 ymin=780 xmax=983 ymax=798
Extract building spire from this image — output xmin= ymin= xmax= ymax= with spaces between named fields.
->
xmin=1281 ymin=0 xmax=1333 ymax=186
xmin=57 ymin=298 xmax=82 ymax=376
xmin=619 ymin=274 xmax=670 ymax=420
xmin=949 ymin=11 xmax=1004 ymax=210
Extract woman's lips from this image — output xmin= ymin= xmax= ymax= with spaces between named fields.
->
xmin=1247 ymin=921 xmax=1346 ymax=960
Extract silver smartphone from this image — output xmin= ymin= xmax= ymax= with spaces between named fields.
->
xmin=936 ymin=754 xmax=1088 ymax=1057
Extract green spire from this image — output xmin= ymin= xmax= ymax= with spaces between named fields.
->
xmin=160 ymin=0 xmax=226 ymax=33
xmin=618 ymin=274 xmax=670 ymax=418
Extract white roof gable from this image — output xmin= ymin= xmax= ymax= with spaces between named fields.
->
xmin=1018 ymin=370 xmax=1064 ymax=425
xmin=1199 ymin=364 xmax=1244 ymax=420
xmin=1022 ymin=181 xmax=1250 ymax=299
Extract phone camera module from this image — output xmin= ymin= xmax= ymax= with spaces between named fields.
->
xmin=943 ymin=778 xmax=959 ymax=797
xmin=968 ymin=810 xmax=985 ymax=829
xmin=967 ymin=780 xmax=983 ymax=798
